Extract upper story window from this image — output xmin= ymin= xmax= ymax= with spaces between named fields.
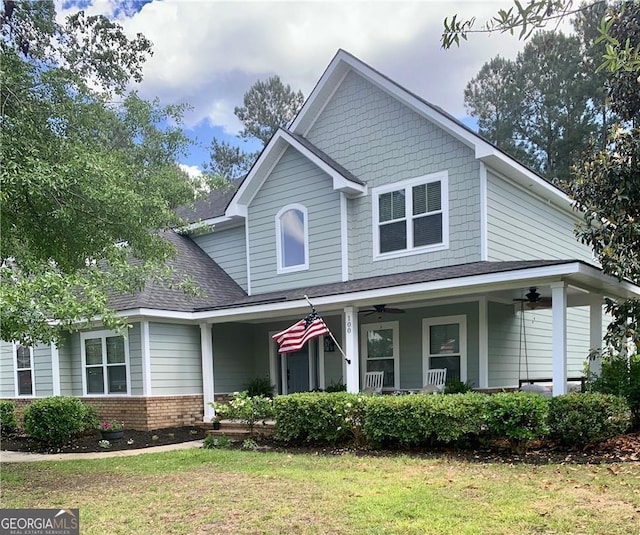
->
xmin=81 ymin=331 xmax=129 ymax=395
xmin=15 ymin=344 xmax=34 ymax=396
xmin=372 ymin=171 xmax=448 ymax=259
xmin=276 ymin=204 xmax=309 ymax=273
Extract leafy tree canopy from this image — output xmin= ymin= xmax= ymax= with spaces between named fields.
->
xmin=1 ymin=1 xmax=199 ymax=345
xmin=207 ymin=75 xmax=304 ymax=181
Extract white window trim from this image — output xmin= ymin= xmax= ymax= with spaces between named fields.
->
xmin=14 ymin=343 xmax=35 ymax=398
xmin=80 ymin=330 xmax=131 ymax=396
xmin=372 ymin=171 xmax=449 ymax=260
xmin=360 ymin=320 xmax=400 ymax=390
xmin=275 ymin=203 xmax=309 ymax=274
xmin=422 ymin=315 xmax=467 ymax=384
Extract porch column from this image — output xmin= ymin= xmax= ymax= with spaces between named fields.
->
xmin=478 ymin=297 xmax=489 ymax=389
xmin=589 ymin=295 xmax=603 ymax=377
xmin=50 ymin=341 xmax=61 ymax=395
xmin=343 ymin=306 xmax=360 ymax=393
xmin=141 ymin=320 xmax=152 ymax=396
xmin=551 ymin=282 xmax=568 ymax=396
xmin=200 ymin=323 xmax=215 ymax=423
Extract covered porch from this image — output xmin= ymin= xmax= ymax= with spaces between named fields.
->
xmin=195 ymin=261 xmax=640 ymax=422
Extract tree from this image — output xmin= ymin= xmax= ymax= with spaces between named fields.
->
xmin=234 ymin=75 xmax=304 ymax=145
xmin=205 ymin=138 xmax=256 ymax=180
xmin=443 ymin=0 xmax=640 ymax=356
xmin=465 ymin=32 xmax=597 ymax=181
xmin=1 ymin=1 xmax=198 ymax=345
xmin=208 ymin=75 xmax=304 ymax=180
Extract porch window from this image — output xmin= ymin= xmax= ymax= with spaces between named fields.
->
xmin=373 ymin=171 xmax=448 ymax=259
xmin=276 ymin=204 xmax=308 ymax=273
xmin=423 ymin=315 xmax=467 ymax=384
xmin=361 ymin=321 xmax=399 ymax=389
xmin=81 ymin=331 xmax=129 ymax=395
xmin=15 ymin=344 xmax=33 ymax=396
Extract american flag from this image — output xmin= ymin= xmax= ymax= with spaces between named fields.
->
xmin=272 ymin=310 xmax=330 ymax=354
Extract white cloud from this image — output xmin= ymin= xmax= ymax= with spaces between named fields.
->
xmin=57 ymin=1 xmax=543 ymax=134
xmin=178 ymin=163 xmax=203 ymax=178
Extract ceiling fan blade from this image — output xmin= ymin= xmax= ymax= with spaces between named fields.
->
xmin=383 ymin=308 xmax=406 ymax=314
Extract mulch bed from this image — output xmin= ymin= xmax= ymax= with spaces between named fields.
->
xmin=2 ymin=427 xmax=639 ymax=465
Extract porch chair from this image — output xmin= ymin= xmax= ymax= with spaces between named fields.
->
xmin=422 ymin=368 xmax=447 ymax=394
xmin=363 ymin=371 xmax=384 ymax=394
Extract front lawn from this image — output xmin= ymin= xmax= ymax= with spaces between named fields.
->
xmin=1 ymin=449 xmax=638 ymax=534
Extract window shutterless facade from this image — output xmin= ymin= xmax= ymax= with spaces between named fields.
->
xmin=15 ymin=344 xmax=34 ymax=396
xmin=422 ymin=315 xmax=467 ymax=384
xmin=372 ymin=171 xmax=448 ymax=259
xmin=80 ymin=331 xmax=130 ymax=395
xmin=275 ymin=204 xmax=309 ymax=273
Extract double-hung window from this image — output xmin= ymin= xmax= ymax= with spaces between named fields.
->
xmin=373 ymin=171 xmax=448 ymax=258
xmin=81 ymin=331 xmax=129 ymax=395
xmin=276 ymin=204 xmax=309 ymax=273
xmin=15 ymin=344 xmax=34 ymax=396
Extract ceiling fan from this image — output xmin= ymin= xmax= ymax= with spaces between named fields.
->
xmin=359 ymin=304 xmax=406 ymax=317
xmin=514 ymin=287 xmax=552 ymax=309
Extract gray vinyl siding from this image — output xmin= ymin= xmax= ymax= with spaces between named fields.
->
xmin=306 ymin=70 xmax=481 ymax=279
xmin=128 ymin=323 xmax=143 ymax=395
xmin=33 ymin=345 xmax=53 ymax=396
xmin=488 ymin=302 xmax=592 ymax=388
xmin=486 ymin=170 xmax=593 ymax=262
xmin=321 ymin=315 xmax=344 ymax=388
xmin=192 ymin=225 xmax=248 ymax=291
xmin=149 ymin=323 xmax=202 ymax=395
xmin=58 ymin=332 xmax=83 ymax=396
xmin=0 ymin=341 xmax=15 ymax=396
xmin=248 ymin=147 xmax=342 ymax=294
xmin=212 ymin=323 xmax=256 ymax=394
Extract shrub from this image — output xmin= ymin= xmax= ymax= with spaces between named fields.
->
xmin=0 ymin=400 xmax=18 ymax=434
xmin=590 ymin=352 xmax=640 ymax=429
xmin=203 ymin=434 xmax=230 ymax=449
xmin=211 ymin=391 xmax=275 ymax=435
xmin=361 ymin=393 xmax=490 ymax=447
xmin=274 ymin=392 xmax=367 ymax=444
xmin=82 ymin=404 xmax=100 ymax=433
xmin=324 ymin=382 xmax=347 ymax=393
xmin=485 ymin=392 xmax=549 ymax=451
xmin=23 ymin=396 xmax=92 ymax=446
xmin=245 ymin=377 xmax=275 ymax=398
xmin=444 ymin=380 xmax=473 ymax=394
xmin=548 ymin=393 xmax=630 ymax=447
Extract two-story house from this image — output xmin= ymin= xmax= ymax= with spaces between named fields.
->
xmin=2 ymin=50 xmax=638 ymax=430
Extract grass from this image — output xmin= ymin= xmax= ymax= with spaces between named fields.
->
xmin=1 ymin=448 xmax=639 ymax=534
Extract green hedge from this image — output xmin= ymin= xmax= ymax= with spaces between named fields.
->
xmin=23 ymin=396 xmax=97 ymax=447
xmin=272 ymin=391 xmax=631 ymax=451
xmin=0 ymin=400 xmax=18 ymax=434
xmin=548 ymin=393 xmax=630 ymax=447
xmin=274 ymin=392 xmax=366 ymax=444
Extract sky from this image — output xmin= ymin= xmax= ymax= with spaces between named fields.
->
xmin=55 ymin=0 xmax=559 ymax=177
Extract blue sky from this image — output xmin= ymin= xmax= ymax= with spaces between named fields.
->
xmin=56 ymin=1 xmax=545 ymax=177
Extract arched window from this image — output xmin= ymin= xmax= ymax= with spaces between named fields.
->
xmin=276 ymin=204 xmax=308 ymax=273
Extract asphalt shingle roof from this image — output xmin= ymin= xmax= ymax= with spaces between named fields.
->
xmin=108 ymin=230 xmax=247 ymax=312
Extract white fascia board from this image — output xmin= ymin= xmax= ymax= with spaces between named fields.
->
xmin=191 ymin=262 xmax=589 ymax=323
xmin=279 ymin=130 xmax=366 ymax=196
xmin=575 ymin=263 xmax=640 ymax=299
xmin=225 ymin=138 xmax=288 ymax=218
xmin=179 ymin=215 xmax=239 ymax=234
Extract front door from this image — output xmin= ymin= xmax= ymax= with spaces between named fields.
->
xmin=286 ymin=348 xmax=309 ymax=393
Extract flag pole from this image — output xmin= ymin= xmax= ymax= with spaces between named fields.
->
xmin=304 ymin=295 xmax=351 ymax=364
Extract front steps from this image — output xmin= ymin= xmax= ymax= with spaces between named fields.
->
xmin=205 ymin=419 xmax=276 ymax=441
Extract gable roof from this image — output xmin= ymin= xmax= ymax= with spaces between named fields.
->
xmin=290 ymin=49 xmax=573 ymax=210
xmin=175 ymin=178 xmax=243 ymax=225
xmin=108 ymin=230 xmax=246 ymax=313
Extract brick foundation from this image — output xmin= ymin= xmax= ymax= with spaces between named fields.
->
xmin=2 ymin=395 xmax=205 ymax=431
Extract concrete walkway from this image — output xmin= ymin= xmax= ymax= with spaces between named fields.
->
xmin=0 ymin=439 xmax=204 ymax=463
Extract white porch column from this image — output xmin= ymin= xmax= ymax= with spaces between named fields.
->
xmin=343 ymin=306 xmax=360 ymax=393
xmin=589 ymin=295 xmax=603 ymax=377
xmin=478 ymin=297 xmax=489 ymax=389
xmin=50 ymin=341 xmax=61 ymax=395
xmin=141 ymin=320 xmax=152 ymax=396
xmin=551 ymin=282 xmax=568 ymax=396
xmin=200 ymin=323 xmax=215 ymax=423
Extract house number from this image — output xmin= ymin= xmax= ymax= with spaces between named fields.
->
xmin=346 ymin=317 xmax=352 ymax=334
